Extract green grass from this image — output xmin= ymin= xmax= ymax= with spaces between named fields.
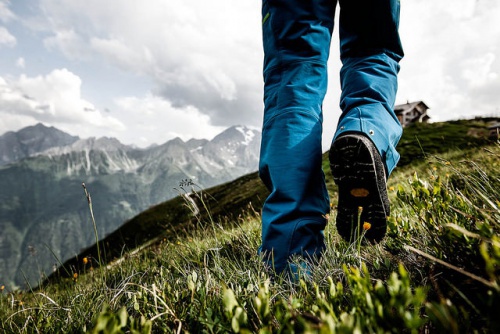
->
xmin=1 ymin=127 xmax=499 ymax=333
xmin=397 ymin=119 xmax=494 ymax=167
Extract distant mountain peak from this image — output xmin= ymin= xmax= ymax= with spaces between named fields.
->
xmin=40 ymin=137 xmax=131 ymax=156
xmin=29 ymin=122 xmax=50 ymax=130
xmin=0 ymin=123 xmax=79 ymax=166
xmin=74 ymin=137 xmax=129 ymax=151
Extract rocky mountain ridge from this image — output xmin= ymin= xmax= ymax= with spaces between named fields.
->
xmin=0 ymin=123 xmax=79 ymax=166
xmin=0 ymin=123 xmax=261 ymax=289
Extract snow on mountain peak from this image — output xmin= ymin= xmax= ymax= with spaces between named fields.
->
xmin=235 ymin=126 xmax=256 ymax=146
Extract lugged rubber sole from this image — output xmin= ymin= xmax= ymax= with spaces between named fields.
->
xmin=329 ymin=134 xmax=389 ymax=243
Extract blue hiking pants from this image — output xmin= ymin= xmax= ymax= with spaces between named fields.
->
xmin=259 ymin=0 xmax=404 ymax=273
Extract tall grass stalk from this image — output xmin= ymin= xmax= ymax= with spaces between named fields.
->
xmin=82 ymin=182 xmax=102 ymax=267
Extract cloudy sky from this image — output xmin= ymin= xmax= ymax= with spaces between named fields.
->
xmin=0 ymin=0 xmax=499 ymax=149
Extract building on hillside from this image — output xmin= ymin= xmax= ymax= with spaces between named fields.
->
xmin=488 ymin=123 xmax=500 ymax=139
xmin=394 ymin=101 xmax=430 ymax=127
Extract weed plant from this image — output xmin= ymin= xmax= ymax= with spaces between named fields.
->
xmin=0 ymin=144 xmax=499 ymax=333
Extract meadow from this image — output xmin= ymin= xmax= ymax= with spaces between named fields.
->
xmin=1 ymin=124 xmax=499 ymax=333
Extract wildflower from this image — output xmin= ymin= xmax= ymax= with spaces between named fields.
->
xmin=18 ymin=301 xmax=23 ymax=306
xmin=176 ymin=241 xmax=181 ymax=245
xmin=433 ymin=166 xmax=437 ymax=171
xmin=0 ymin=285 xmax=4 ymax=292
xmin=83 ymin=257 xmax=88 ymax=265
xmin=389 ymin=186 xmax=395 ymax=191
xmin=358 ymin=206 xmax=363 ymax=214
xmin=363 ymin=222 xmax=371 ymax=231
xmin=445 ymin=161 xmax=451 ymax=165
xmin=73 ymin=273 xmax=78 ymax=282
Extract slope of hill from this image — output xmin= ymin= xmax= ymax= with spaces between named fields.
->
xmin=397 ymin=118 xmax=496 ymax=166
xmin=42 ymin=171 xmax=269 ymax=284
xmin=1 ymin=120 xmax=498 ymax=333
xmin=45 ymin=118 xmax=498 ymax=282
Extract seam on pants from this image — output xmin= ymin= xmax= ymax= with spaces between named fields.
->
xmin=287 ymin=218 xmax=307 ymax=261
xmin=262 ymin=108 xmax=323 ymax=130
xmin=264 ymin=59 xmax=327 ymax=75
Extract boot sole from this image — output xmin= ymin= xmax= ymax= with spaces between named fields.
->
xmin=329 ymin=134 xmax=389 ymax=243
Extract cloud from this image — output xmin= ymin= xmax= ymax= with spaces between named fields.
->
xmin=0 ymin=1 xmax=16 ymax=47
xmin=15 ymin=57 xmax=24 ymax=68
xmin=0 ymin=1 xmax=15 ymax=22
xmin=44 ymin=29 xmax=90 ymax=61
xmin=3 ymin=0 xmax=499 ymax=146
xmin=398 ymin=0 xmax=500 ymax=121
xmin=113 ymin=94 xmax=226 ymax=147
xmin=0 ymin=26 xmax=15 ymax=47
xmin=0 ymin=69 xmax=125 ymax=137
xmin=36 ymin=0 xmax=264 ymax=127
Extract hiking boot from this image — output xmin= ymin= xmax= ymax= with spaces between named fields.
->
xmin=329 ymin=133 xmax=389 ymax=243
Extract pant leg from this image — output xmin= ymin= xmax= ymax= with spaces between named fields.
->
xmin=259 ymin=0 xmax=336 ymax=273
xmin=334 ymin=0 xmax=404 ymax=175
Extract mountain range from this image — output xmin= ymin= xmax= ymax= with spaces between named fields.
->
xmin=0 ymin=123 xmax=261 ymax=289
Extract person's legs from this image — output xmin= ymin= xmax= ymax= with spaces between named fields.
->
xmin=259 ymin=0 xmax=336 ymax=273
xmin=330 ymin=0 xmax=404 ymax=242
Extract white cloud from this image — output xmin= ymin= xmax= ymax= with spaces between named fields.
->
xmin=44 ymin=29 xmax=90 ymax=61
xmin=36 ymin=0 xmax=263 ymax=127
xmin=461 ymin=53 xmax=497 ymax=89
xmin=113 ymin=94 xmax=226 ymax=147
xmin=89 ymin=37 xmax=148 ymax=73
xmin=0 ymin=26 xmax=15 ymax=47
xmin=0 ymin=1 xmax=16 ymax=47
xmin=2 ymin=0 xmax=499 ymax=146
xmin=0 ymin=69 xmax=125 ymax=137
xmin=33 ymin=0 xmax=499 ymax=143
xmin=398 ymin=0 xmax=500 ymax=121
xmin=0 ymin=1 xmax=15 ymax=22
xmin=15 ymin=57 xmax=24 ymax=68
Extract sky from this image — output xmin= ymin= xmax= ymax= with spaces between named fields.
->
xmin=0 ymin=0 xmax=499 ymax=149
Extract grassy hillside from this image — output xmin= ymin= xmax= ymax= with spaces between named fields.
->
xmin=1 ymin=119 xmax=499 ymax=333
xmin=38 ymin=171 xmax=270 ymax=285
xmin=397 ymin=118 xmax=496 ymax=167
xmin=41 ymin=118 xmax=499 ymax=283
